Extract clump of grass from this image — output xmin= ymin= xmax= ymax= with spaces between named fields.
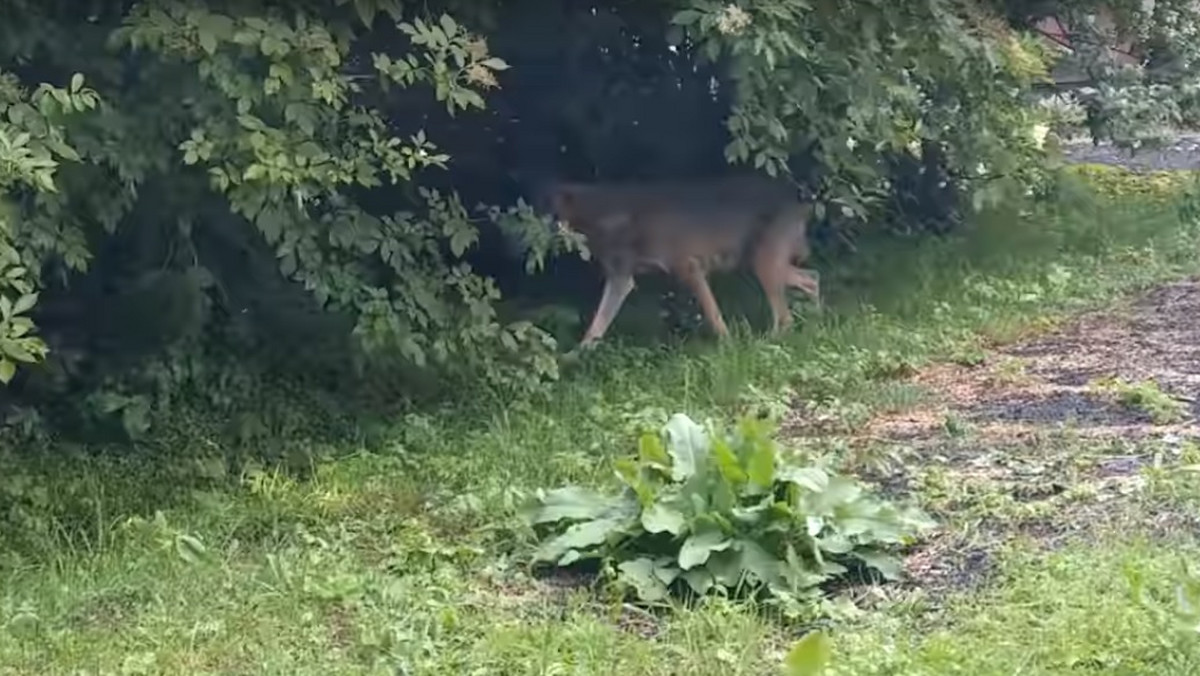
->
xmin=1092 ymin=376 xmax=1190 ymax=424
xmin=987 ymin=356 xmax=1033 ymax=387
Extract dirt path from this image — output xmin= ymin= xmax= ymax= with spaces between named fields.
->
xmin=1061 ymin=133 xmax=1200 ymax=172
xmin=867 ymin=279 xmax=1200 ymax=446
xmin=784 ymin=279 xmax=1200 ymax=594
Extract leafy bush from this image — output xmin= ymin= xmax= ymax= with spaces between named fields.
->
xmin=8 ymin=0 xmax=1200 ymax=440
xmin=1068 ymin=164 xmax=1197 ymax=201
xmin=525 ymin=414 xmax=935 ymax=606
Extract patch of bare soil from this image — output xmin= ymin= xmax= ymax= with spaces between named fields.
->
xmin=794 ymin=279 xmax=1200 ymax=594
xmin=866 ymin=279 xmax=1200 ymax=444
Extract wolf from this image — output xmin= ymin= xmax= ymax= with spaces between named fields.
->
xmin=541 ymin=174 xmax=821 ymax=347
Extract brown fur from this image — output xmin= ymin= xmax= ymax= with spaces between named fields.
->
xmin=545 ymin=175 xmax=821 ymax=347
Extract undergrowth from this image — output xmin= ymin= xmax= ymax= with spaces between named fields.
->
xmin=3 ymin=166 xmax=1200 ymax=673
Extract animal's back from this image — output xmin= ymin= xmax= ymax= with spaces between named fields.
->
xmin=633 ymin=175 xmax=809 ymax=268
xmin=551 ymin=174 xmax=809 ymax=272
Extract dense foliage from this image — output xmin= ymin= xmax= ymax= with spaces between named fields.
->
xmin=526 ymin=413 xmax=935 ymax=611
xmin=2 ymin=0 xmax=1200 ymax=438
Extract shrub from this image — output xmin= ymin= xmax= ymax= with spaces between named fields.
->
xmin=525 ymin=413 xmax=935 ymax=606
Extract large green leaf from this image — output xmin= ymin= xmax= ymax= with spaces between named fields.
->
xmin=736 ymin=538 xmax=784 ymax=588
xmin=853 ymin=549 xmax=904 ymax=580
xmin=815 ymin=533 xmax=854 ymax=554
xmin=712 ymin=436 xmax=748 ymax=486
xmin=744 ymin=434 xmax=776 ymax=493
xmin=641 ymin=501 xmax=686 ymax=535
xmin=811 ymin=476 xmax=863 ymax=511
xmin=534 ymin=516 xmax=629 ymax=563
xmin=710 ymin=474 xmax=737 ymax=514
xmin=526 ymin=486 xmax=621 ymax=524
xmin=783 ymin=543 xmax=830 ymax=589
xmin=678 ymin=529 xmax=732 ymax=570
xmin=663 ymin=413 xmax=710 ymax=481
xmin=681 ymin=568 xmax=714 ymax=596
xmin=618 ymin=558 xmax=671 ymax=602
xmin=638 ymin=430 xmax=672 ymax=472
xmin=652 ymin=557 xmax=681 ymax=586
xmin=730 ymin=499 xmax=770 ymax=527
xmin=614 ymin=457 xmax=655 ymax=506
xmin=704 ymin=549 xmax=744 ymax=588
xmin=779 ymin=466 xmax=829 ymax=493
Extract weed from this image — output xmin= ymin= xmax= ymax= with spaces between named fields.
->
xmin=949 ymin=344 xmax=988 ymax=367
xmin=1091 ymin=376 xmax=1190 ymax=424
xmin=941 ymin=413 xmax=971 ymax=438
xmin=987 ymin=356 xmax=1033 ymax=387
xmin=525 ymin=414 xmax=934 ymax=612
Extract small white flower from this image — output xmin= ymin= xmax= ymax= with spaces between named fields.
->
xmin=1031 ymin=123 xmax=1050 ymax=149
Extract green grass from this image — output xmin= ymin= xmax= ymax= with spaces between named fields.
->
xmin=833 ymin=536 xmax=1200 ymax=676
xmin=5 ymin=168 xmax=1200 ymax=674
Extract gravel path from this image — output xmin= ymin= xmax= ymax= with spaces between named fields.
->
xmin=1061 ymin=133 xmax=1200 ymax=171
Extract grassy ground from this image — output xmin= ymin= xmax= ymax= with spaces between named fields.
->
xmin=5 ymin=167 xmax=1200 ymax=674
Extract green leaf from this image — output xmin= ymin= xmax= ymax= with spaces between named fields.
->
xmin=534 ymin=516 xmax=626 ymax=563
xmin=704 ymin=549 xmax=743 ymax=587
xmin=853 ymin=550 xmax=904 ymax=581
xmin=527 ymin=486 xmax=617 ymax=524
xmin=438 ymin=14 xmax=458 ymax=38
xmin=448 ymin=225 xmax=477 ymax=257
xmin=784 ymin=631 xmax=832 ymax=676
xmin=711 ymin=475 xmax=736 ymax=514
xmin=175 ymin=534 xmax=207 ymax=564
xmin=783 ymin=543 xmax=830 ymax=588
xmin=69 ymin=73 xmax=83 ymax=93
xmin=353 ymin=0 xmax=376 ymax=26
xmin=681 ymin=568 xmax=714 ymax=596
xmin=809 ymin=476 xmax=863 ymax=511
xmin=198 ymin=30 xmax=218 ymax=55
xmin=663 ymin=413 xmax=709 ymax=481
xmin=737 ymin=539 xmax=784 ymax=587
xmin=730 ymin=500 xmax=770 ymax=527
xmin=641 ymin=502 xmax=685 ymax=535
xmin=678 ymin=530 xmax=732 ymax=570
xmin=12 ymin=293 xmax=37 ymax=315
xmin=481 ymin=57 xmax=510 ymax=71
xmin=638 ymin=431 xmax=672 ymax=471
xmin=653 ymin=558 xmax=681 ymax=586
xmin=618 ymin=558 xmax=670 ymax=602
xmin=815 ymin=533 xmax=854 ymax=554
xmin=712 ymin=437 xmax=748 ymax=485
xmin=614 ymin=457 xmax=655 ymax=506
xmin=745 ymin=435 xmax=776 ymax=492
xmin=0 ymin=359 xmax=15 ymax=384
xmin=779 ymin=467 xmax=828 ymax=492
